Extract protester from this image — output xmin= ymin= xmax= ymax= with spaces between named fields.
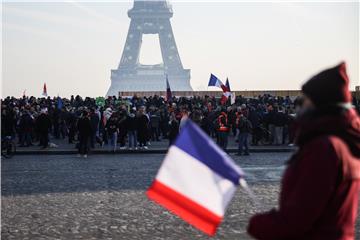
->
xmin=216 ymin=111 xmax=230 ymax=150
xmin=1 ymin=92 xmax=359 ymax=152
xmin=247 ymin=62 xmax=360 ymax=239
xmin=106 ymin=111 xmax=120 ymax=152
xmin=18 ymin=108 xmax=34 ymax=147
xmin=77 ymin=110 xmax=92 ymax=158
xmin=149 ymin=106 xmax=161 ymax=141
xmin=168 ymin=112 xmax=179 ymax=145
xmin=89 ymin=108 xmax=100 ymax=148
xmin=236 ymin=111 xmax=252 ymax=156
xmin=126 ymin=108 xmax=138 ymax=150
xmin=137 ymin=106 xmax=149 ymax=149
xmin=273 ymin=106 xmax=288 ymax=145
xmin=36 ymin=108 xmax=51 ymax=149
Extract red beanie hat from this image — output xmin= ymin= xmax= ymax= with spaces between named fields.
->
xmin=302 ymin=62 xmax=352 ymax=106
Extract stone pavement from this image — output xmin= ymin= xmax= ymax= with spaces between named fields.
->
xmin=2 ymin=153 xmax=359 ymax=239
xmin=14 ymin=135 xmax=295 ymax=155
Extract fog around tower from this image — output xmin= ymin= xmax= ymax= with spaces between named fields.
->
xmin=2 ymin=1 xmax=359 ymax=97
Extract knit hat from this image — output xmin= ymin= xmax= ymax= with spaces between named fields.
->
xmin=302 ymin=62 xmax=352 ymax=106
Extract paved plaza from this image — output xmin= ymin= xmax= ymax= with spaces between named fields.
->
xmin=2 ymin=153 xmax=359 ymax=239
xmin=14 ymin=136 xmax=295 ymax=155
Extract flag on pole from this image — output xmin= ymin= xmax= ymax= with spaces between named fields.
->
xmin=22 ymin=89 xmax=26 ymax=98
xmin=209 ymin=74 xmax=232 ymax=104
xmin=147 ymin=120 xmax=244 ymax=236
xmin=208 ymin=74 xmax=229 ymax=92
xmin=224 ymin=78 xmax=236 ymax=104
xmin=42 ymin=83 xmax=47 ymax=97
xmin=225 ymin=78 xmax=231 ymax=91
xmin=166 ymin=75 xmax=172 ymax=102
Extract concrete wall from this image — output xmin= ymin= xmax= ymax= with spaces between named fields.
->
xmin=119 ymin=90 xmax=302 ymax=98
xmin=119 ymin=89 xmax=360 ymax=99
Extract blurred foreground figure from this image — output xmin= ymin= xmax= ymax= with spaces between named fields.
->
xmin=248 ymin=62 xmax=360 ymax=240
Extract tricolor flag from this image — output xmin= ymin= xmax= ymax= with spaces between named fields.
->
xmin=209 ymin=74 xmax=232 ymax=105
xmin=208 ymin=74 xmax=229 ymax=92
xmin=147 ymin=120 xmax=244 ymax=236
xmin=166 ymin=75 xmax=172 ymax=102
xmin=42 ymin=83 xmax=47 ymax=97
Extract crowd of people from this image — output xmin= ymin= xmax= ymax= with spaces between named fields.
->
xmin=2 ymin=93 xmax=360 ymax=157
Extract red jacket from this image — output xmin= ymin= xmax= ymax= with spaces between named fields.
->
xmin=248 ymin=108 xmax=360 ymax=240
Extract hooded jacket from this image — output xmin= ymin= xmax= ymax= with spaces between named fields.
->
xmin=247 ymin=108 xmax=360 ymax=240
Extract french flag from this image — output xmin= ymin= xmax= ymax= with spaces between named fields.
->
xmin=208 ymin=74 xmax=229 ymax=92
xmin=147 ymin=120 xmax=244 ymax=236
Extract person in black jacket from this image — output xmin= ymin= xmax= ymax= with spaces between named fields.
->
xmin=215 ymin=112 xmax=230 ymax=150
xmin=77 ymin=110 xmax=92 ymax=157
xmin=89 ymin=108 xmax=100 ymax=148
xmin=67 ymin=108 xmax=77 ymax=144
xmin=126 ymin=108 xmax=138 ymax=150
xmin=137 ymin=106 xmax=149 ymax=149
xmin=248 ymin=107 xmax=261 ymax=146
xmin=106 ymin=112 xmax=119 ymax=152
xmin=19 ymin=110 xmax=34 ymax=147
xmin=273 ymin=107 xmax=288 ymax=145
xmin=36 ymin=108 xmax=51 ymax=149
xmin=236 ymin=112 xmax=252 ymax=156
xmin=168 ymin=112 xmax=179 ymax=146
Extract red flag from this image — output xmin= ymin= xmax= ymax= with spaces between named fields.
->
xmin=42 ymin=83 xmax=47 ymax=97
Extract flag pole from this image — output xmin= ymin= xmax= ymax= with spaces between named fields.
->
xmin=239 ymin=178 xmax=264 ymax=209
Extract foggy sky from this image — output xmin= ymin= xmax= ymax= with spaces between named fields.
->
xmin=2 ymin=1 xmax=359 ymax=97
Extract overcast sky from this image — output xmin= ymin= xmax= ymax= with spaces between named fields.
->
xmin=2 ymin=1 xmax=359 ymax=97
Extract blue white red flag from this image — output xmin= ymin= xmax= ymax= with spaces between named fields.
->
xmin=208 ymin=74 xmax=229 ymax=92
xmin=147 ymin=120 xmax=244 ymax=236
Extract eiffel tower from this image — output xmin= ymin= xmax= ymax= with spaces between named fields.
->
xmin=107 ymin=0 xmax=192 ymax=96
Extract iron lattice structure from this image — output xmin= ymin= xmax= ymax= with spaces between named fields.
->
xmin=107 ymin=0 xmax=192 ymax=96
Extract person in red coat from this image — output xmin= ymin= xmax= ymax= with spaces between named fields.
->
xmin=247 ymin=62 xmax=360 ymax=240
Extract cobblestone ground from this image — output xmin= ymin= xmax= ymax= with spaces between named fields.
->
xmin=2 ymin=153 xmax=359 ymax=239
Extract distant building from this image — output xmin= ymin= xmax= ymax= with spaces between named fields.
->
xmin=107 ymin=0 xmax=192 ymax=96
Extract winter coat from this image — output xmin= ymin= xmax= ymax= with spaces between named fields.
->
xmin=237 ymin=116 xmax=252 ymax=134
xmin=90 ymin=113 xmax=100 ymax=133
xmin=126 ymin=113 xmax=137 ymax=131
xmin=149 ymin=111 xmax=160 ymax=128
xmin=247 ymin=108 xmax=360 ymax=240
xmin=273 ymin=111 xmax=288 ymax=127
xmin=137 ymin=114 xmax=149 ymax=134
xmin=19 ymin=112 xmax=34 ymax=133
xmin=77 ymin=116 xmax=92 ymax=137
xmin=36 ymin=113 xmax=51 ymax=134
xmin=168 ymin=119 xmax=179 ymax=143
xmin=106 ymin=116 xmax=119 ymax=135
